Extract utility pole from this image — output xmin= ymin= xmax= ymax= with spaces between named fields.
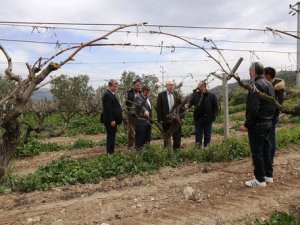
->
xmin=210 ymin=58 xmax=243 ymax=140
xmin=160 ymin=66 xmax=166 ymax=91
xmin=290 ymin=2 xmax=300 ymax=87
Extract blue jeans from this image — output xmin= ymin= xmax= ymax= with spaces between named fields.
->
xmin=195 ymin=117 xmax=212 ymax=148
xmin=270 ymin=120 xmax=277 ymax=163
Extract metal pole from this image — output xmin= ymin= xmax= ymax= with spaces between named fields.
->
xmin=222 ymin=73 xmax=229 ymax=140
xmin=297 ymin=2 xmax=300 ymax=87
xmin=160 ymin=66 xmax=165 ymax=91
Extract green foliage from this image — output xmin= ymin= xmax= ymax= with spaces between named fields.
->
xmin=99 ymin=134 xmax=128 ymax=147
xmin=72 ymin=138 xmax=94 ymax=149
xmin=66 ymin=115 xmax=105 ymax=135
xmin=229 ymin=88 xmax=247 ymax=106
xmin=50 ymin=74 xmax=94 ymax=116
xmin=0 ymin=75 xmax=16 ymax=99
xmin=277 ymin=125 xmax=300 ymax=148
xmin=16 ymin=138 xmax=97 ymax=157
xmin=9 ymin=137 xmax=251 ymax=192
xmin=213 ymin=127 xmax=224 ymax=135
xmin=253 ymin=212 xmax=299 ymax=225
xmin=229 ymin=104 xmax=246 ymax=114
xmin=15 ymin=138 xmax=68 ymax=157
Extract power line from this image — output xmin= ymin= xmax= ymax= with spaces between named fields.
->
xmin=0 ymin=38 xmax=296 ymax=54
xmin=0 ymin=21 xmax=296 ymax=32
xmin=0 ymin=23 xmax=296 ymax=45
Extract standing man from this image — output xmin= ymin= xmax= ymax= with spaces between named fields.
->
xmin=264 ymin=67 xmax=285 ymax=163
xmin=242 ymin=62 xmax=275 ymax=187
xmin=102 ymin=79 xmax=123 ymax=154
xmin=134 ymin=85 xmax=152 ymax=149
xmin=188 ymin=81 xmax=218 ymax=148
xmin=156 ymin=80 xmax=183 ymax=150
xmin=125 ymin=79 xmax=142 ymax=149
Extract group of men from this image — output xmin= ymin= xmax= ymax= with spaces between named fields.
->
xmin=241 ymin=62 xmax=285 ymax=188
xmin=101 ymin=62 xmax=285 ymax=189
xmin=102 ymin=78 xmax=219 ymax=153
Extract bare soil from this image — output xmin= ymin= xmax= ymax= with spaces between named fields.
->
xmin=1 ymin=143 xmax=299 ymax=225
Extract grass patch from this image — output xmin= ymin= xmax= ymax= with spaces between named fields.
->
xmin=16 ymin=138 xmax=96 ymax=157
xmin=4 ymin=125 xmax=300 ymax=193
xmin=252 ymin=212 xmax=299 ymax=225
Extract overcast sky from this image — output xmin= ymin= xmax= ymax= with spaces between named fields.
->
xmin=0 ymin=0 xmax=297 ymax=92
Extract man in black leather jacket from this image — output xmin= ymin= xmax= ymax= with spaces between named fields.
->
xmin=188 ymin=81 xmax=218 ymax=148
xmin=242 ymin=62 xmax=276 ymax=188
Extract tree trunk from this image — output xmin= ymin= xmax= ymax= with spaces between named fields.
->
xmin=0 ymin=119 xmax=20 ymax=182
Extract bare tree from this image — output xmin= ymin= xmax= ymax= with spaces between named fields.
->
xmin=148 ymin=30 xmax=300 ymax=115
xmin=0 ymin=23 xmax=147 ymax=181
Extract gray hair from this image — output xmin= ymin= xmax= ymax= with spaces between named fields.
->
xmin=108 ymin=79 xmax=118 ymax=87
xmin=250 ymin=62 xmax=264 ymax=75
xmin=165 ymin=80 xmax=174 ymax=85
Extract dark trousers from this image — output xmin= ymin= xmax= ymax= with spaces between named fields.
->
xmin=135 ymin=124 xmax=151 ymax=149
xmin=270 ymin=120 xmax=278 ymax=163
xmin=195 ymin=117 xmax=212 ymax=148
xmin=163 ymin=123 xmax=182 ymax=150
xmin=248 ymin=121 xmax=273 ymax=182
xmin=105 ymin=124 xmax=117 ymax=154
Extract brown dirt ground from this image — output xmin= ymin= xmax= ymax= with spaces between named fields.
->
xmin=0 ymin=142 xmax=299 ymax=225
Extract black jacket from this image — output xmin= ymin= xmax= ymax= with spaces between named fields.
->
xmin=189 ymin=90 xmax=218 ymax=122
xmin=126 ymin=88 xmax=141 ymax=114
xmin=156 ymin=91 xmax=182 ymax=123
xmin=102 ymin=90 xmax=123 ymax=125
xmin=244 ymin=75 xmax=275 ymax=128
xmin=134 ymin=94 xmax=152 ymax=126
xmin=272 ymin=78 xmax=285 ymax=120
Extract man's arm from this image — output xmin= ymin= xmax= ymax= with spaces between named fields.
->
xmin=244 ymin=91 xmax=260 ymax=128
xmin=156 ymin=93 xmax=163 ymax=123
xmin=103 ymin=93 xmax=114 ymax=123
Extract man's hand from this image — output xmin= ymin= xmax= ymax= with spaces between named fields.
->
xmin=240 ymin=125 xmax=248 ymax=132
xmin=184 ymin=103 xmax=189 ymax=109
xmin=144 ymin=111 xmax=150 ymax=118
xmin=111 ymin=121 xmax=116 ymax=127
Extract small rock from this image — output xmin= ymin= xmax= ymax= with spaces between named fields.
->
xmin=136 ymin=203 xmax=142 ymax=208
xmin=183 ymin=186 xmax=195 ymax=200
xmin=151 ymin=197 xmax=155 ymax=201
xmin=101 ymin=223 xmax=109 ymax=225
xmin=134 ymin=198 xmax=138 ymax=202
xmin=27 ymin=216 xmax=40 ymax=224
xmin=202 ymin=167 xmax=209 ymax=173
xmin=115 ymin=214 xmax=121 ymax=219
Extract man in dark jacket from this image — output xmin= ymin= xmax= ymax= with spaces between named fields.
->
xmin=125 ymin=79 xmax=142 ymax=149
xmin=264 ymin=67 xmax=285 ymax=163
xmin=156 ymin=81 xmax=184 ymax=150
xmin=242 ymin=62 xmax=276 ymax=188
xmin=102 ymin=79 xmax=123 ymax=154
xmin=188 ymin=81 xmax=218 ymax=148
xmin=134 ymin=85 xmax=152 ymax=149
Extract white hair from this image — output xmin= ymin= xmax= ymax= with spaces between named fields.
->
xmin=165 ymin=80 xmax=174 ymax=85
